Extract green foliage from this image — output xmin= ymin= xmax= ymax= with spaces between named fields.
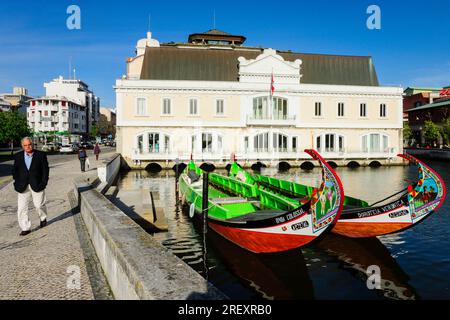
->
xmin=0 ymin=111 xmax=32 ymax=145
xmin=423 ymin=120 xmax=441 ymax=144
xmin=403 ymin=122 xmax=413 ymax=140
xmin=442 ymin=117 xmax=450 ymax=145
xmin=90 ymin=124 xmax=99 ymax=138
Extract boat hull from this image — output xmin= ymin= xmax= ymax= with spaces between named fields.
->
xmin=208 ymin=219 xmax=316 ymax=254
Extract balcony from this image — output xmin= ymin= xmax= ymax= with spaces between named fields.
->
xmin=246 ymin=115 xmax=296 ymax=126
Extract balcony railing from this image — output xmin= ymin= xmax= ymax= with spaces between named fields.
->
xmin=131 ymin=148 xmax=397 ymax=161
xmin=246 ymin=115 xmax=296 ymax=126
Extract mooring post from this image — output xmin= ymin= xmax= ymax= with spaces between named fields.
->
xmin=202 ymin=172 xmax=209 ymax=234
xmin=175 ymin=158 xmax=180 ymax=201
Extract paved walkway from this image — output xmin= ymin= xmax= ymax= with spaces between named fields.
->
xmin=0 ymin=150 xmax=114 ymax=300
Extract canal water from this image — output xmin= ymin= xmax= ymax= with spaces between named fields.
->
xmin=117 ymin=160 xmax=450 ymax=300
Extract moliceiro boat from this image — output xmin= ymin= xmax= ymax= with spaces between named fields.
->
xmin=236 ymin=153 xmax=446 ymax=238
xmin=179 ymin=150 xmax=344 ymax=254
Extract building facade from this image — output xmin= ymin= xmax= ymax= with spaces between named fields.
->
xmin=0 ymin=87 xmax=33 ymax=113
xmin=99 ymin=107 xmax=117 ymax=138
xmin=27 ymin=96 xmax=87 ymax=134
xmin=115 ymin=30 xmax=404 ymax=169
xmin=44 ymin=76 xmax=100 ymax=133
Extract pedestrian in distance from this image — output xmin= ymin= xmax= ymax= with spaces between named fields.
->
xmin=12 ymin=137 xmax=49 ymax=236
xmin=93 ymin=143 xmax=101 ymax=161
xmin=78 ymin=147 xmax=88 ymax=172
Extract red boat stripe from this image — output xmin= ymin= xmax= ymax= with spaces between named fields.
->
xmin=209 ymin=221 xmax=315 ymax=253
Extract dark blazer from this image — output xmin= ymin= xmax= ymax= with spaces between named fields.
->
xmin=12 ymin=150 xmax=49 ymax=193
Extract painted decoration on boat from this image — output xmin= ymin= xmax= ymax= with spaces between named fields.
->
xmin=305 ymin=150 xmax=343 ymax=233
xmin=399 ymin=153 xmax=446 ymax=223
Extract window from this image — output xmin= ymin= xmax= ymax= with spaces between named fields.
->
xmin=272 ymin=97 xmax=288 ymax=120
xmin=360 ymin=103 xmax=367 ymax=117
xmin=292 ymin=136 xmax=298 ymax=152
xmin=244 ymin=137 xmax=249 ymax=152
xmin=136 ymin=98 xmax=146 ymax=116
xmin=148 ymin=133 xmax=160 ymax=153
xmin=315 ymin=102 xmax=322 ymax=117
xmin=273 ymin=133 xmax=288 ymax=152
xmin=162 ymin=98 xmax=171 ymax=115
xmin=189 ymin=99 xmax=198 ymax=115
xmin=338 ymin=103 xmax=345 ymax=117
xmin=252 ymin=96 xmax=288 ymax=119
xmin=253 ymin=97 xmax=268 ymax=119
xmin=164 ymin=136 xmax=170 ymax=153
xmin=316 ymin=134 xmax=345 ymax=153
xmin=137 ymin=135 xmax=144 ymax=153
xmin=191 ymin=135 xmax=197 ymax=152
xmin=218 ymin=136 xmax=223 ymax=151
xmin=202 ymin=133 xmax=213 ymax=152
xmin=380 ymin=104 xmax=387 ymax=118
xmin=254 ymin=132 xmax=269 ymax=152
xmin=362 ymin=133 xmax=389 ymax=153
xmin=216 ymin=99 xmax=224 ymax=115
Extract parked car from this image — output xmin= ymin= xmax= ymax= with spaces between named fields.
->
xmin=59 ymin=144 xmax=79 ymax=154
xmin=80 ymin=141 xmax=94 ymax=149
xmin=41 ymin=142 xmax=59 ymax=152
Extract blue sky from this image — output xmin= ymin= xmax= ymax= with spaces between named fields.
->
xmin=0 ymin=0 xmax=449 ymax=107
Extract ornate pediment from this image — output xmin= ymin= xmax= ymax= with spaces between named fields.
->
xmin=238 ymin=48 xmax=302 ymax=84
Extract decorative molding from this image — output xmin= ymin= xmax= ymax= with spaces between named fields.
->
xmin=238 ymin=48 xmax=302 ymax=85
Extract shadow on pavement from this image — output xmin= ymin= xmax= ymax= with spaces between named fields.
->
xmin=0 ymin=163 xmax=13 ymax=178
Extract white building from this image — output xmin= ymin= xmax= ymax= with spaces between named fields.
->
xmin=44 ymin=76 xmax=100 ymax=133
xmin=27 ymin=96 xmax=87 ymax=134
xmin=115 ymin=30 xmax=404 ymax=169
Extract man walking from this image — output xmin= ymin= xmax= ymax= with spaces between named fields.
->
xmin=12 ymin=137 xmax=49 ymax=236
xmin=78 ymin=147 xmax=88 ymax=172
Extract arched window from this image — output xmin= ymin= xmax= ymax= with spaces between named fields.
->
xmin=254 ymin=132 xmax=269 ymax=152
xmin=316 ymin=133 xmax=345 ymax=153
xmin=191 ymin=132 xmax=223 ymax=154
xmin=273 ymin=133 xmax=288 ymax=152
xmin=137 ymin=135 xmax=144 ymax=153
xmin=136 ymin=132 xmax=170 ymax=154
xmin=362 ymin=133 xmax=388 ymax=153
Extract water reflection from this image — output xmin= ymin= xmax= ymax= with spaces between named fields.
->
xmin=201 ymin=221 xmax=314 ymax=300
xmin=314 ymin=234 xmax=418 ymax=300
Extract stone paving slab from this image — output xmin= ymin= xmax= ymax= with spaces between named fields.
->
xmin=0 ymin=150 xmax=114 ymax=300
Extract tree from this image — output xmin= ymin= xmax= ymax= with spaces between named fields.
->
xmin=403 ymin=122 xmax=413 ymax=145
xmin=423 ymin=120 xmax=441 ymax=146
xmin=0 ymin=111 xmax=33 ymax=154
xmin=90 ymin=124 xmax=99 ymax=139
xmin=442 ymin=117 xmax=450 ymax=146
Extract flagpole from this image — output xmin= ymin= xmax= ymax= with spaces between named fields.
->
xmin=270 ymin=69 xmax=274 ymax=162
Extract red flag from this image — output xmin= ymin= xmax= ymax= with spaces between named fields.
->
xmin=270 ymin=72 xmax=275 ymax=97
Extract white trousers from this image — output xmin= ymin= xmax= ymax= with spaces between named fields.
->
xmin=17 ymin=186 xmax=48 ymax=231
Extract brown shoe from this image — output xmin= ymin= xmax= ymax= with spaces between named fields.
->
xmin=40 ymin=219 xmax=47 ymax=228
xmin=20 ymin=230 xmax=31 ymax=236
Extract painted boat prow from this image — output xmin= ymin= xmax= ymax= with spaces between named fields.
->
xmin=333 ymin=152 xmax=446 ymax=238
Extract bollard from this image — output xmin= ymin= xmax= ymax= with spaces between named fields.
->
xmin=202 ymin=172 xmax=209 ymax=234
